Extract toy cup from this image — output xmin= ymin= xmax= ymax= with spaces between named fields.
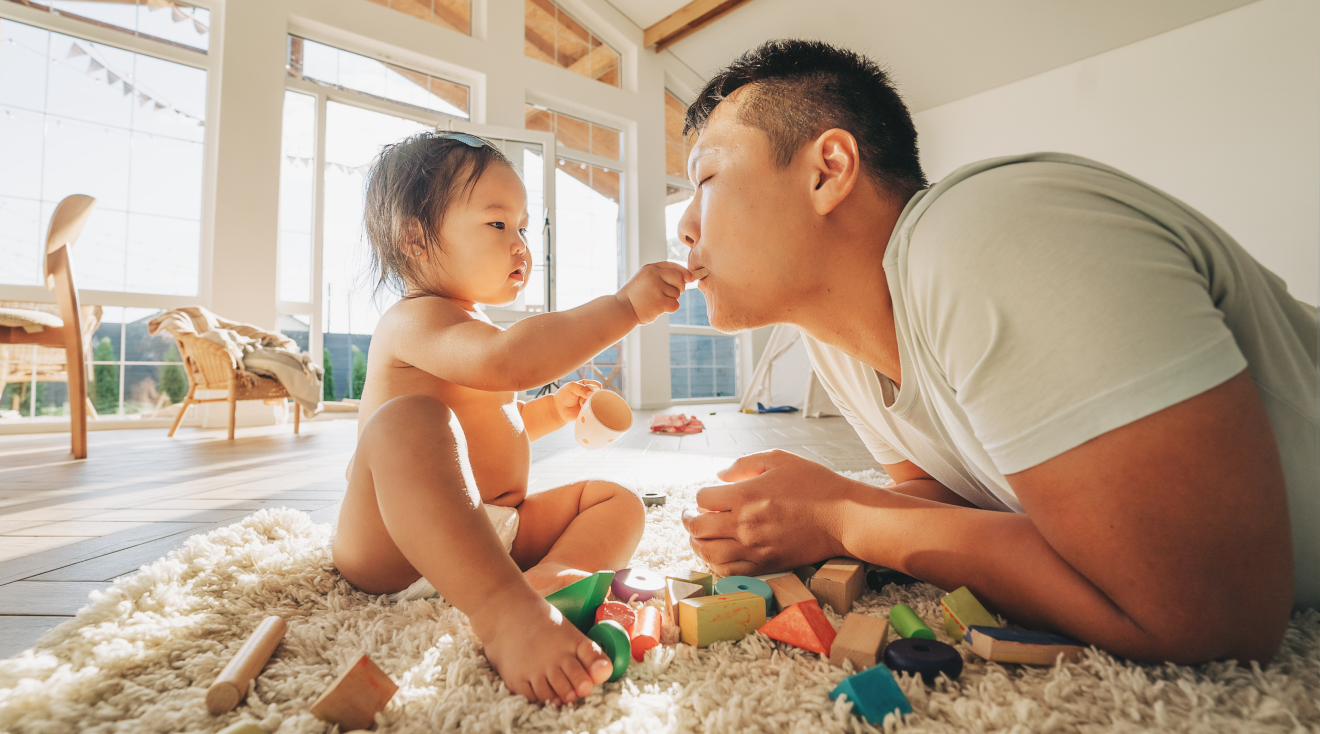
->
xmin=575 ymin=389 xmax=632 ymax=449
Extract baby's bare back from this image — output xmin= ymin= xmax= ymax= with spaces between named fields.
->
xmin=357 ymin=298 xmax=531 ymax=506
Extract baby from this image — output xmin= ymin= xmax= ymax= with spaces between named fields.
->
xmin=331 ymin=131 xmax=693 ymax=706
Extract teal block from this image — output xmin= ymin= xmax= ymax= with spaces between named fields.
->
xmin=546 ymin=571 xmax=615 ymax=633
xmin=715 ymin=575 xmax=776 ymax=615
xmin=587 ymin=620 xmax=630 ymax=682
xmin=829 ymin=664 xmax=912 ymax=725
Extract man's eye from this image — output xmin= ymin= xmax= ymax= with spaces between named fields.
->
xmin=489 ymin=222 xmax=505 ymax=230
xmin=698 ymin=175 xmax=713 ymax=188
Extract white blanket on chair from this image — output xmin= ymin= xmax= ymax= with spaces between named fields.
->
xmin=147 ymin=307 xmax=323 ymax=417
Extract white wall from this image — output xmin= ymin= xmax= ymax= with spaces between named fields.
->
xmin=912 ymin=0 xmax=1319 ymax=306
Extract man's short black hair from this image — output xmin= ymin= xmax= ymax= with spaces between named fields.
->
xmin=685 ymin=39 xmax=927 ymax=202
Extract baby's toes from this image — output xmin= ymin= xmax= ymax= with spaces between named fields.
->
xmin=530 ymin=675 xmax=559 ymax=706
xmin=576 ymin=637 xmax=614 ymax=685
xmin=547 ymin=666 xmax=579 ymax=704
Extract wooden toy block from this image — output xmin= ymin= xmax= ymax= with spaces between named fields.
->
xmin=714 ymin=576 xmax=775 ymax=615
xmin=678 ymin=590 xmax=767 ymax=647
xmin=546 ymin=571 xmax=614 ymax=632
xmin=883 ymin=638 xmax=963 ymax=684
xmin=830 ymin=613 xmax=889 ymax=671
xmin=309 ymin=655 xmax=398 ymax=731
xmin=206 ymin=615 xmax=287 ymax=715
xmin=758 ymin=599 xmax=837 ymax=655
xmin=630 ymin=605 xmax=662 ymax=662
xmin=665 ymin=578 xmax=705 ymax=624
xmin=611 ymin=568 xmax=665 ymax=602
xmin=666 ymin=570 xmax=714 ymax=596
xmin=587 ymin=620 xmax=630 ymax=682
xmin=810 ymin=557 xmax=865 ymax=614
xmin=888 ymin=604 xmax=936 ymax=640
xmin=965 ymin=626 xmax=1085 ymax=666
xmin=829 ymin=663 xmax=912 ymax=725
xmin=939 ymin=586 xmax=999 ymax=643
xmin=766 ymin=573 xmax=816 ymax=611
xmin=595 ymin=600 xmax=637 ymax=630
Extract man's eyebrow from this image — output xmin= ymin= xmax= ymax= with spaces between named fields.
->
xmin=688 ymin=146 xmax=719 ymax=180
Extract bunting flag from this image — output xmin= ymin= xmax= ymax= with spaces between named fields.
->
xmin=66 ymin=44 xmax=86 ymax=59
xmin=154 ymin=102 xmax=167 ymax=110
xmin=193 ymin=19 xmax=208 ymax=34
xmin=138 ymin=92 xmax=152 ymax=106
xmin=122 ymin=82 xmax=134 ymax=96
xmin=107 ymin=71 xmax=121 ymax=86
xmin=87 ymin=58 xmax=104 ymax=74
xmin=171 ymin=6 xmax=188 ymax=22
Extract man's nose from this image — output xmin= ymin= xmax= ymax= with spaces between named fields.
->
xmin=677 ymin=197 xmax=699 ymax=250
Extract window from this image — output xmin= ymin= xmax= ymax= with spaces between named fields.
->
xmin=287 ymin=36 xmax=469 ymax=120
xmin=523 ymin=0 xmax=619 ymax=88
xmin=282 ymin=36 xmax=549 ymax=400
xmin=664 ymin=90 xmax=693 ymax=178
xmin=526 ymin=104 xmax=619 ymax=161
xmin=360 ymin=0 xmax=470 ymax=36
xmin=2 ymin=0 xmax=210 ymax=52
xmin=0 ymin=15 xmax=211 ymax=420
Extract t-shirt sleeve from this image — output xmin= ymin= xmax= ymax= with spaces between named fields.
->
xmin=905 ymin=161 xmax=1248 ymax=475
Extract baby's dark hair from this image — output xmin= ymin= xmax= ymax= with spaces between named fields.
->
xmin=363 ymin=131 xmax=513 ymax=298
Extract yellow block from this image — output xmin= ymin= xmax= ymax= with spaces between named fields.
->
xmin=939 ymin=586 xmax=999 ymax=643
xmin=667 ymin=569 xmax=714 ymax=596
xmin=678 ymin=590 xmax=767 ymax=647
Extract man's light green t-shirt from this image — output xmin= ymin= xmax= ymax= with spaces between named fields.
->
xmin=802 ymin=153 xmax=1319 ymax=608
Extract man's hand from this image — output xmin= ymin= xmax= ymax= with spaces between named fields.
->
xmin=682 ymin=450 xmax=853 ymax=576
xmin=551 ymin=380 xmax=601 ymax=424
xmin=615 ymin=262 xmax=690 ymax=325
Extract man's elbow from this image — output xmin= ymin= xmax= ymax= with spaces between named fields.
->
xmin=1114 ymin=589 xmax=1291 ymax=666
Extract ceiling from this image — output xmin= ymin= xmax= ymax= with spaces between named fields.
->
xmin=604 ymin=0 xmax=1262 ymax=111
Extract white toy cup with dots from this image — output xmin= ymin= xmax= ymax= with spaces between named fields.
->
xmin=574 ymin=388 xmax=632 ymax=449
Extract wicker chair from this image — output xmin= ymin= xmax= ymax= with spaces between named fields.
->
xmin=0 ymin=195 xmax=100 ymax=458
xmin=166 ymin=332 xmax=301 ymax=440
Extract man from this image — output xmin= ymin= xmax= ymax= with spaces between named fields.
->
xmin=676 ymin=39 xmax=1317 ymax=665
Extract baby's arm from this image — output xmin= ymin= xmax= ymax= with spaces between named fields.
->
xmin=393 ymin=262 xmax=690 ymax=392
xmin=519 ymin=380 xmax=599 ymax=442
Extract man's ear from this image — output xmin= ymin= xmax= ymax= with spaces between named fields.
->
xmin=806 ymin=128 xmax=860 ymax=216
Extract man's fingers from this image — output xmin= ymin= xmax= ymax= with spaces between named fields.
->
xmin=690 ymin=537 xmax=756 ymax=570
xmin=682 ymin=507 xmax=738 ymax=539
xmin=715 ymin=452 xmax=779 ymax=483
xmin=693 ymin=483 xmax=743 ymax=512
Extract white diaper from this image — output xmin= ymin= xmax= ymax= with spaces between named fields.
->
xmin=392 ymin=503 xmax=520 ymax=603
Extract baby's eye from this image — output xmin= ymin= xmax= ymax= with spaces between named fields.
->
xmin=518 ymin=228 xmax=528 ymax=238
xmin=489 ymin=222 xmax=506 ymax=230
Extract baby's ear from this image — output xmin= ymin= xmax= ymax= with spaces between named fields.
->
xmin=403 ymin=219 xmax=429 ymax=262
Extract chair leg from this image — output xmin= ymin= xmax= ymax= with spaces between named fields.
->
xmin=168 ymin=385 xmax=196 ymax=438
xmin=66 ymin=356 xmax=88 ymax=461
xmin=293 ymin=399 xmax=300 ymax=434
xmin=227 ymin=375 xmax=237 ymax=440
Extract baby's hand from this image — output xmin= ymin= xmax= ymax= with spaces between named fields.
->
xmin=553 ymin=380 xmax=602 ymax=424
xmin=616 ymin=262 xmax=691 ymax=324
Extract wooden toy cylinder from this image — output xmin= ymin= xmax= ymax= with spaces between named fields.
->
xmin=206 ymin=615 xmax=287 ymax=715
xmin=630 ymin=606 xmax=661 ymax=661
xmin=715 ymin=576 xmax=776 ymax=615
xmin=888 ymin=604 xmax=936 ymax=640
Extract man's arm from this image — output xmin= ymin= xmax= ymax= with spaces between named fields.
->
xmin=880 ymin=460 xmax=977 ymax=507
xmin=685 ymin=371 xmax=1293 ymax=664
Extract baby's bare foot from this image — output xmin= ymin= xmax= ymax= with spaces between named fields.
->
xmin=476 ymin=590 xmax=614 ymax=704
xmin=524 ymin=563 xmax=593 ymax=597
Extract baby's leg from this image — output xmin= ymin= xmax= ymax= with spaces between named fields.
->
xmin=511 ymin=480 xmax=645 ymax=595
xmin=333 ymin=395 xmax=612 ymax=704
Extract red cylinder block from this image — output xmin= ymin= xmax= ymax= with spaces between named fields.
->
xmin=630 ymin=606 xmax=662 ymax=662
xmin=595 ymin=600 xmax=637 ymax=630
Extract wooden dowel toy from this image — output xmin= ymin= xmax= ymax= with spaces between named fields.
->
xmin=692 ymin=267 xmax=709 ymax=279
xmin=595 ymin=600 xmax=637 ymax=630
xmin=888 ymin=604 xmax=935 ymax=640
xmin=206 ymin=615 xmax=287 ymax=715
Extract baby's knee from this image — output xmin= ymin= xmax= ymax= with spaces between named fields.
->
xmin=587 ymin=481 xmax=644 ymax=522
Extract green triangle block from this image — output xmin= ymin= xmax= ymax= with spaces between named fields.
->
xmin=546 ymin=571 xmax=615 ymax=633
xmin=587 ymin=620 xmax=630 ymax=682
xmin=829 ymin=664 xmax=912 ymax=725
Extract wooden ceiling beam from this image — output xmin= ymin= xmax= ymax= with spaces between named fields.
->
xmin=643 ymin=0 xmax=754 ymax=53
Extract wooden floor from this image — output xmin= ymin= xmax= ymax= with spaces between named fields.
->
xmin=0 ymin=404 xmax=880 ymax=658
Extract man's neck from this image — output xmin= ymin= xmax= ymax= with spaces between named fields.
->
xmin=788 ymin=191 xmax=905 ymax=385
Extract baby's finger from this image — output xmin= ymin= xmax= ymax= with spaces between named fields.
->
xmin=578 ymin=379 xmax=602 ymax=391
xmin=653 ymin=264 xmax=691 ymax=289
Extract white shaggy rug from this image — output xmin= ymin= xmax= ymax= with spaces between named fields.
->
xmin=1 ymin=470 xmax=1317 ymax=734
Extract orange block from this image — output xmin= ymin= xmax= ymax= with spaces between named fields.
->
xmin=758 ymin=599 xmax=837 ymax=655
xmin=630 ymin=606 xmax=662 ymax=661
xmin=309 ymin=655 xmax=398 ymax=731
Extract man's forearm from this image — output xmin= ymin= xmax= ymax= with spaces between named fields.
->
xmin=836 ymin=481 xmax=1153 ymax=659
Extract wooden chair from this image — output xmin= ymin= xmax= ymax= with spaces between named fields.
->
xmin=166 ymin=332 xmax=300 ymax=440
xmin=0 ymin=195 xmax=98 ymax=458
